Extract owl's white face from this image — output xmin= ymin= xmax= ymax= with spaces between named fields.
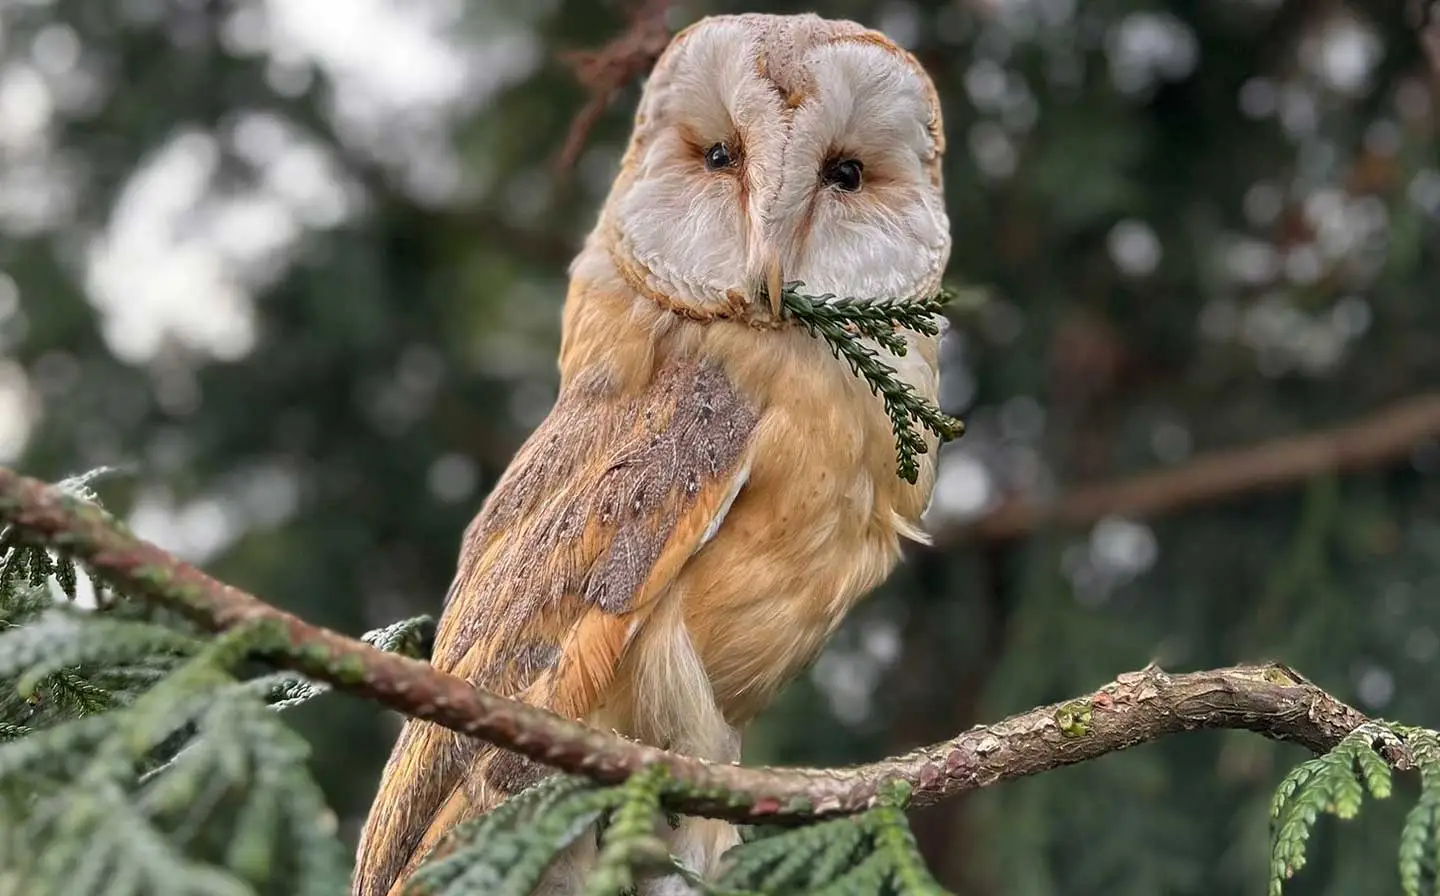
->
xmin=597 ymin=13 xmax=950 ymax=314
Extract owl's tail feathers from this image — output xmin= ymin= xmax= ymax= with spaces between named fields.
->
xmin=377 ymin=745 xmax=554 ymax=895
xmin=352 ymin=616 xmax=633 ymax=896
xmin=353 ymin=716 xmax=547 ymax=896
xmin=351 ymin=716 xmax=469 ymax=896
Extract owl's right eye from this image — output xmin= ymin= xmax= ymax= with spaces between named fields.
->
xmin=703 ymin=143 xmax=735 ymax=171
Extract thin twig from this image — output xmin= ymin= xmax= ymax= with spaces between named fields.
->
xmin=1412 ymin=0 xmax=1440 ymax=81
xmin=0 ymin=468 xmax=1393 ymax=822
xmin=555 ymin=0 xmax=672 ymax=174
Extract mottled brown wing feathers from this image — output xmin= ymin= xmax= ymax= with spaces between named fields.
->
xmin=352 ymin=357 xmax=757 ymax=896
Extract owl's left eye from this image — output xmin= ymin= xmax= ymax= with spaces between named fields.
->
xmin=822 ymin=158 xmax=864 ymax=192
xmin=703 ymin=143 xmax=735 ymax=171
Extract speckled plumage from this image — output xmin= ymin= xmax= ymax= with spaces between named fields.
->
xmin=353 ymin=13 xmax=950 ymax=896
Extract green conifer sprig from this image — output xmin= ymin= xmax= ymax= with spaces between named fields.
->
xmin=1268 ymin=721 xmax=1440 ymax=896
xmin=404 ymin=774 xmax=596 ymax=895
xmin=711 ymin=781 xmax=946 ymax=895
xmin=406 ymin=780 xmax=621 ymax=896
xmin=0 ymin=475 xmax=437 ymax=896
xmin=248 ymin=615 xmax=436 ymax=713
xmin=779 ymin=282 xmax=965 ymax=484
xmin=0 ymin=466 xmax=120 ymax=606
xmin=402 ymin=772 xmax=949 ymax=896
xmin=1397 ymin=726 xmax=1440 ymax=896
xmin=1 ymin=466 xmax=1437 ymax=896
xmin=585 ymin=764 xmax=674 ymax=896
xmin=0 ymin=617 xmax=352 ymax=895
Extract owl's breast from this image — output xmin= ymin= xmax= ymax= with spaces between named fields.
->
xmin=677 ymin=325 xmax=938 ymax=724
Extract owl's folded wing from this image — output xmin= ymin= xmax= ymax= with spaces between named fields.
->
xmin=353 ymin=356 xmax=759 ymax=896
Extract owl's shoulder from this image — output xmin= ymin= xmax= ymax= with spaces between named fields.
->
xmin=430 ymin=350 xmax=760 ymax=672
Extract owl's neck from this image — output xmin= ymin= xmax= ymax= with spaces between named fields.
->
xmin=561 ymin=233 xmax=940 ymax=409
xmin=559 ymin=237 xmax=812 ymax=396
xmin=576 ymin=219 xmax=785 ymax=331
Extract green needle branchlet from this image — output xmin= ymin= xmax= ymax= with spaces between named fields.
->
xmin=404 ymin=782 xmax=619 ymax=896
xmin=712 ymin=781 xmax=946 ymax=895
xmin=3 ymin=466 xmax=1440 ymax=896
xmin=779 ymin=282 xmax=965 ymax=483
xmin=1267 ymin=722 xmax=1440 ymax=896
xmin=586 ymin=764 xmax=673 ymax=896
xmin=0 ymin=473 xmax=433 ymax=896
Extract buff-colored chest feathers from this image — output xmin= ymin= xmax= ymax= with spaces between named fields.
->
xmin=562 ymin=270 xmax=939 ymax=727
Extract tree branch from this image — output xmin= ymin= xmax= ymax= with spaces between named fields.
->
xmin=554 ymin=0 xmax=672 ymax=174
xmin=940 ymin=392 xmax=1440 ymax=544
xmin=1413 ymin=0 xmax=1440 ymax=80
xmin=0 ymin=467 xmax=1402 ymax=822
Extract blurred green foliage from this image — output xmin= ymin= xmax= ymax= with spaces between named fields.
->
xmin=2 ymin=0 xmax=1439 ymax=893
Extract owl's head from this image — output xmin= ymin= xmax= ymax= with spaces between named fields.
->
xmin=594 ymin=13 xmax=950 ymax=319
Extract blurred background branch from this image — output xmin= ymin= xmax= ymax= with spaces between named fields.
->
xmin=555 ymin=0 xmax=674 ymax=173
xmin=943 ymin=392 xmax=1440 ymax=543
xmin=1415 ymin=0 xmax=1440 ymax=78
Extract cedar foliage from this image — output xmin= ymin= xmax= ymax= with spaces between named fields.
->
xmin=780 ymin=283 xmax=965 ymax=483
xmin=3 ymin=470 xmax=1440 ymax=895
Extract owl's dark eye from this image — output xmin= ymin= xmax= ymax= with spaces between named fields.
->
xmin=822 ymin=158 xmax=863 ymax=192
xmin=704 ymin=143 xmax=734 ymax=171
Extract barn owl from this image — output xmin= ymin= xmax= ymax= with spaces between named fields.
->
xmin=354 ymin=12 xmax=950 ymax=896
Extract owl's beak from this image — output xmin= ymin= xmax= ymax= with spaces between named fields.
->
xmin=749 ymin=245 xmax=785 ymax=319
